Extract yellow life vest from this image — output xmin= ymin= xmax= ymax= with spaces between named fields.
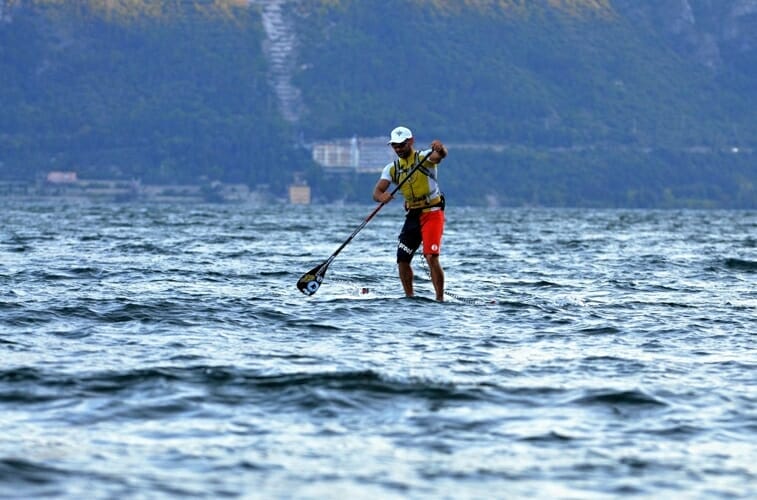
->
xmin=390 ymin=151 xmax=442 ymax=210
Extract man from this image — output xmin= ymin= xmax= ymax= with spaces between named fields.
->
xmin=373 ymin=126 xmax=449 ymax=301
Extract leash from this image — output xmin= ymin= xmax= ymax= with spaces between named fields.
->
xmin=416 ymin=252 xmax=497 ymax=305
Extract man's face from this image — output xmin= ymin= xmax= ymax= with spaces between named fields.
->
xmin=391 ymin=138 xmax=413 ymax=159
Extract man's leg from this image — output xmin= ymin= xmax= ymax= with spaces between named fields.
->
xmin=398 ymin=261 xmax=414 ymax=297
xmin=424 ymin=254 xmax=444 ymax=301
xmin=420 ymin=210 xmax=445 ymax=301
xmin=397 ymin=213 xmax=421 ymax=298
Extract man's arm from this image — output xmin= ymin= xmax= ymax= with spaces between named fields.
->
xmin=373 ymin=178 xmax=392 ymax=203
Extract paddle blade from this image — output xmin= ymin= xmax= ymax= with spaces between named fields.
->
xmin=297 ymin=262 xmax=329 ymax=295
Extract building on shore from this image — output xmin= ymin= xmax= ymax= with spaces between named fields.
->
xmin=46 ymin=171 xmax=78 ymax=184
xmin=311 ymin=136 xmax=393 ymax=174
xmin=288 ymin=184 xmax=310 ymax=204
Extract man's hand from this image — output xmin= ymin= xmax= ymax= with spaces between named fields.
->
xmin=429 ymin=140 xmax=448 ymax=161
xmin=373 ymin=179 xmax=393 ymax=203
xmin=431 ymin=140 xmax=447 ymax=157
xmin=376 ymin=191 xmax=393 ymax=203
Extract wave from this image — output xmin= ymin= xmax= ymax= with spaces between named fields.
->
xmin=519 ymin=430 xmax=576 ymax=442
xmin=0 ymin=457 xmax=67 ymax=486
xmin=8 ymin=267 xmax=109 ymax=281
xmin=0 ymin=302 xmax=194 ymax=327
xmin=641 ymin=424 xmax=706 ymax=439
xmin=724 ymin=257 xmax=757 ymax=272
xmin=0 ymin=366 xmax=513 ymax=411
xmin=578 ymin=326 xmax=622 ymax=335
xmin=569 ymin=388 xmax=668 ymax=408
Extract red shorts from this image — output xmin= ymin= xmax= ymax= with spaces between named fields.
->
xmin=397 ymin=208 xmax=444 ymax=262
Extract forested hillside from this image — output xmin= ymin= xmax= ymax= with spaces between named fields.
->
xmin=0 ymin=0 xmax=310 ymax=192
xmin=294 ymin=0 xmax=755 ymax=147
xmin=0 ymin=0 xmax=755 ymax=207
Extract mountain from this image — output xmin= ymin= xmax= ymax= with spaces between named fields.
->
xmin=614 ymin=0 xmax=757 ymax=74
xmin=0 ymin=0 xmax=754 ymax=207
xmin=291 ymin=0 xmax=756 ymax=145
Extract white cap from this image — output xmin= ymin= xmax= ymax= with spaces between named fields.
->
xmin=387 ymin=126 xmax=413 ymax=144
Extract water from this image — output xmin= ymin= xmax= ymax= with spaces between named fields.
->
xmin=1 ymin=201 xmax=755 ymax=499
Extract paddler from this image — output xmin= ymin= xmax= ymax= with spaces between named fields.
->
xmin=372 ymin=126 xmax=449 ymax=301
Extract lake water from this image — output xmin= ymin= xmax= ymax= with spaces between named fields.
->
xmin=1 ymin=201 xmax=755 ymax=499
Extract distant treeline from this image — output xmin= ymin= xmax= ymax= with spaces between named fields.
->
xmin=0 ymin=1 xmax=755 ymax=207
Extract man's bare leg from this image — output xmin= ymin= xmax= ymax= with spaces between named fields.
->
xmin=398 ymin=261 xmax=414 ymax=297
xmin=425 ymin=254 xmax=444 ymax=301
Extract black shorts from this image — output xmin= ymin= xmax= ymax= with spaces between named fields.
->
xmin=396 ymin=211 xmax=422 ymax=263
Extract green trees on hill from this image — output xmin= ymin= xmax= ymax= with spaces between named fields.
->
xmin=440 ymin=147 xmax=755 ymax=209
xmin=290 ymin=0 xmax=755 ymax=207
xmin=293 ymin=0 xmax=750 ymax=148
xmin=0 ymin=1 xmax=303 ymax=191
xmin=0 ymin=0 xmax=754 ymax=207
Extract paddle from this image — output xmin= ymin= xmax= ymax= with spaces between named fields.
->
xmin=297 ymin=151 xmax=431 ymax=295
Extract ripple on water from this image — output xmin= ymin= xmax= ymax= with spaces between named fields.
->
xmin=0 ymin=204 xmax=755 ymax=498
